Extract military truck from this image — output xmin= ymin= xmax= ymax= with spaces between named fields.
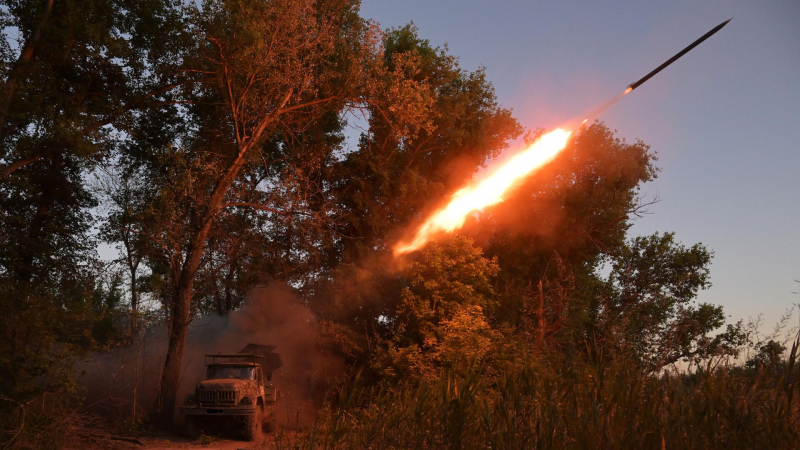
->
xmin=180 ymin=344 xmax=282 ymax=440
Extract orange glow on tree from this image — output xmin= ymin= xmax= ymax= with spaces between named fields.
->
xmin=394 ymin=128 xmax=573 ymax=256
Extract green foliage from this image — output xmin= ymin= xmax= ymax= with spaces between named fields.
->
xmin=313 ymin=24 xmax=523 ymax=354
xmin=0 ymin=1 xmax=789 ymax=446
xmin=0 ymin=0 xmax=183 ymax=418
xmin=599 ymin=232 xmax=743 ymax=369
xmin=378 ymin=236 xmax=500 ymax=380
xmin=746 ymin=339 xmax=787 ymax=371
xmin=325 ymin=23 xmax=523 ymax=267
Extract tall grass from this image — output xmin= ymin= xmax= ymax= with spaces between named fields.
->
xmin=272 ymin=335 xmax=800 ymax=449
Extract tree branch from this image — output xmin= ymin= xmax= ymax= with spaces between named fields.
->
xmin=0 ymin=155 xmax=42 ymax=180
xmin=222 ymin=202 xmax=291 ymax=216
xmin=0 ymin=0 xmax=54 ymax=136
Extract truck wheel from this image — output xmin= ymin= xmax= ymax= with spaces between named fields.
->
xmin=183 ymin=416 xmax=201 ymax=439
xmin=263 ymin=414 xmax=274 ymax=434
xmin=243 ymin=407 xmax=263 ymax=441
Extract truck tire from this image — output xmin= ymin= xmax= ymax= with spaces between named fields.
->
xmin=263 ymin=411 xmax=274 ymax=434
xmin=243 ymin=406 xmax=263 ymax=441
xmin=183 ymin=416 xmax=202 ymax=439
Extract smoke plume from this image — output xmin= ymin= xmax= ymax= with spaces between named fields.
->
xmin=80 ymin=284 xmax=343 ymax=428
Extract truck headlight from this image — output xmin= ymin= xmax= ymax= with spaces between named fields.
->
xmin=240 ymin=397 xmax=253 ymax=405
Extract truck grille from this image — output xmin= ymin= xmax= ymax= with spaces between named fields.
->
xmin=199 ymin=390 xmax=236 ymax=405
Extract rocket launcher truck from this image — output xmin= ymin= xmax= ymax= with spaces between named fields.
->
xmin=180 ymin=344 xmax=282 ymax=440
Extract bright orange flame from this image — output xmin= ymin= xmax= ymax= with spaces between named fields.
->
xmin=394 ymin=128 xmax=573 ymax=256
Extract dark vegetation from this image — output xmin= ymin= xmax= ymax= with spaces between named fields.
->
xmin=0 ymin=1 xmax=797 ymax=448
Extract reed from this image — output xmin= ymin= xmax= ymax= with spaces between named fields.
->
xmin=273 ymin=333 xmax=800 ymax=449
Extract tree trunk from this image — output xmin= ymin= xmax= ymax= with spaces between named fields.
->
xmin=151 ymin=72 xmax=290 ymax=424
xmin=224 ymin=264 xmax=234 ymax=314
xmin=214 ymin=288 xmax=224 ymax=316
xmin=153 ymin=145 xmax=253 ymax=426
xmin=153 ymin=218 xmax=212 ymax=425
xmin=18 ymin=157 xmax=60 ymax=284
xmin=128 ymin=256 xmax=140 ymax=338
xmin=130 ymin=267 xmax=138 ymax=311
xmin=19 ymin=201 xmax=50 ymax=284
xmin=0 ymin=0 xmax=54 ymax=139
xmin=154 ymin=284 xmax=192 ymax=426
xmin=125 ymin=234 xmax=139 ymax=311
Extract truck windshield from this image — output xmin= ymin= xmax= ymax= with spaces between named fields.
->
xmin=207 ymin=366 xmax=255 ymax=380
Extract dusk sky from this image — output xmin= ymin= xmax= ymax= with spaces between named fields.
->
xmin=361 ymin=1 xmax=800 ymax=333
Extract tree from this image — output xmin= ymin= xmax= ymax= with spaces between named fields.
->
xmin=0 ymin=0 xmax=186 ymax=180
xmin=311 ymin=24 xmax=522 ymax=336
xmin=332 ymin=24 xmax=522 ymax=264
xmin=0 ymin=0 xmax=186 ymax=301
xmin=98 ymin=167 xmax=148 ymax=313
xmin=387 ymin=123 xmax=737 ymax=371
xmin=746 ymin=339 xmax=787 ymax=371
xmin=600 ymin=232 xmax=743 ymax=369
xmin=0 ymin=0 xmax=185 ymax=409
xmin=379 ymin=235 xmax=499 ymax=380
xmin=465 ymin=123 xmax=659 ymax=348
xmin=141 ymin=0 xmax=434 ymax=423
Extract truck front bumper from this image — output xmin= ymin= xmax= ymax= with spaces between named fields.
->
xmin=180 ymin=405 xmax=256 ymax=416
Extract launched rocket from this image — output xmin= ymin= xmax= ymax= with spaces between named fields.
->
xmin=571 ymin=18 xmax=732 ymax=129
xmin=393 ymin=18 xmax=734 ymax=256
xmin=626 ymin=18 xmax=732 ymax=92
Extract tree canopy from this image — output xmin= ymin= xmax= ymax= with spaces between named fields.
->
xmin=0 ymin=0 xmax=749 ymax=437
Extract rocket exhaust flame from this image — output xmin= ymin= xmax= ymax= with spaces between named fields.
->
xmin=392 ymin=90 xmax=629 ymax=257
xmin=393 ymin=129 xmax=572 ymax=256
xmin=392 ymin=19 xmax=731 ymax=257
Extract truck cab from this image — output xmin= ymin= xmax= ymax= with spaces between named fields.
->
xmin=180 ymin=346 xmax=281 ymax=440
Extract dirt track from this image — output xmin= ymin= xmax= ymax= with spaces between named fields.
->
xmin=90 ymin=432 xmax=289 ymax=450
xmin=139 ymin=435 xmax=264 ymax=450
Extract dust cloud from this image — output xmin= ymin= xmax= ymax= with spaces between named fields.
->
xmin=80 ymin=284 xmax=343 ymax=429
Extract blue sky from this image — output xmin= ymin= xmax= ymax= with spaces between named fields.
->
xmin=361 ymin=1 xmax=800 ymax=332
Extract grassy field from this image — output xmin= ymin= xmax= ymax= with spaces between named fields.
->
xmin=270 ymin=340 xmax=800 ymax=449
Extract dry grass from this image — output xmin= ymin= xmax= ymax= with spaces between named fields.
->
xmin=0 ymin=393 xmax=146 ymax=450
xmin=271 ymin=335 xmax=800 ymax=449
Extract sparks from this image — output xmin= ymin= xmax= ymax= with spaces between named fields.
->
xmin=394 ymin=128 xmax=573 ymax=256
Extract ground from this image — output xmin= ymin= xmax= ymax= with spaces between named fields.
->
xmin=82 ymin=431 xmax=296 ymax=450
xmin=139 ymin=435 xmax=266 ymax=450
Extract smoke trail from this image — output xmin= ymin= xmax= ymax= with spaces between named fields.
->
xmin=562 ymin=88 xmax=632 ymax=130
